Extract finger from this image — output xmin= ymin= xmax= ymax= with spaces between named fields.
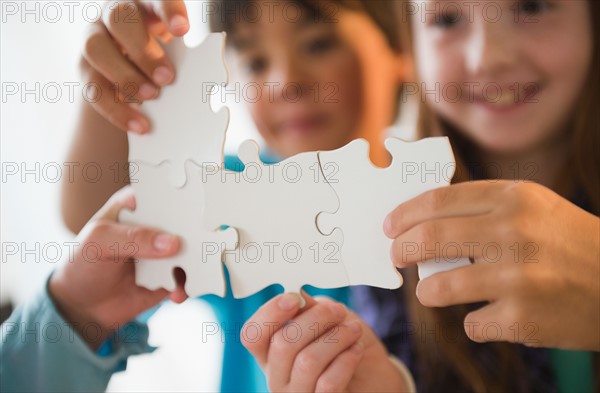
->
xmin=83 ymin=67 xmax=151 ymax=133
xmin=85 ymin=220 xmax=180 ymax=259
xmin=463 ymin=302 xmax=516 ymax=344
xmin=268 ymin=301 xmax=348 ymax=388
xmin=391 ymin=215 xmax=491 ymax=267
xmin=241 ymin=292 xmax=307 ymax=367
xmin=138 ymin=1 xmax=171 ymax=37
xmin=314 ymin=342 xmax=365 ymax=393
xmin=464 ymin=302 xmax=543 ymax=347
xmin=289 ymin=320 xmax=362 ymax=392
xmin=145 ymin=13 xmax=173 ymax=42
xmin=84 ymin=22 xmax=160 ymax=101
xmin=94 ymin=186 xmax=136 ymax=221
xmin=103 ymin=3 xmax=175 ymax=86
xmin=416 ymin=263 xmax=498 ymax=307
xmin=134 ymin=285 xmax=170 ymax=308
xmin=151 ymin=0 xmax=189 ymax=36
xmin=384 ymin=181 xmax=499 ymax=238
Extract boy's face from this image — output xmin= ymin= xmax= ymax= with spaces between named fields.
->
xmin=229 ymin=0 xmax=363 ymax=158
xmin=411 ymin=0 xmax=592 ymax=156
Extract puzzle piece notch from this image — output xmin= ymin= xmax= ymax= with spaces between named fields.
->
xmin=120 ymin=160 xmax=238 ymax=297
xmin=317 ymin=137 xmax=470 ymax=285
xmin=128 ymin=33 xmax=230 ymax=188
xmin=202 ymin=139 xmax=350 ymax=298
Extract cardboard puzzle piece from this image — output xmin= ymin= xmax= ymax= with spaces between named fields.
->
xmin=120 ymin=161 xmax=237 ymax=298
xmin=127 ymin=33 xmax=229 ymax=188
xmin=317 ymin=137 xmax=471 ymax=283
xmin=202 ymin=140 xmax=350 ymax=298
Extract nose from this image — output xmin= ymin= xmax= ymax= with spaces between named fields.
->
xmin=268 ymin=59 xmax=314 ymax=103
xmin=465 ymin=17 xmax=518 ymax=76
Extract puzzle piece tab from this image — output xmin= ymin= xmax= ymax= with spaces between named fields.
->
xmin=317 ymin=137 xmax=471 ymax=284
xmin=120 ymin=161 xmax=237 ymax=298
xmin=202 ymin=140 xmax=350 ymax=298
xmin=128 ymin=33 xmax=230 ymax=188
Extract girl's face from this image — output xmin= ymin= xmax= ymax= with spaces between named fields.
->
xmin=230 ymin=1 xmax=363 ymax=157
xmin=411 ymin=0 xmax=592 ymax=155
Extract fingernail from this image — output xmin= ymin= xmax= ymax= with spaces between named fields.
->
xmin=383 ymin=215 xmax=392 ymax=237
xmin=278 ymin=293 xmax=301 ymax=311
xmin=138 ymin=83 xmax=158 ymax=99
xmin=344 ymin=320 xmax=362 ymax=334
xmin=415 ymin=281 xmax=424 ymax=301
xmin=154 ymin=233 xmax=175 ymax=251
xmin=170 ymin=15 xmax=189 ymax=33
xmin=153 ymin=66 xmax=174 ymax=86
xmin=329 ymin=303 xmax=347 ymax=319
xmin=390 ymin=246 xmax=398 ymax=267
xmin=351 ymin=341 xmax=364 ymax=354
xmin=127 ymin=119 xmax=145 ymax=134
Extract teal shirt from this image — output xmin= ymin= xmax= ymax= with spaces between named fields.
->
xmin=550 ymin=349 xmax=596 ymax=393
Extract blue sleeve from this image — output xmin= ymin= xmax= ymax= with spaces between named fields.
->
xmin=0 ymin=280 xmax=155 ymax=392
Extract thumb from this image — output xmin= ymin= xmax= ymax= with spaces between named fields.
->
xmin=94 ymin=185 xmax=136 ymax=222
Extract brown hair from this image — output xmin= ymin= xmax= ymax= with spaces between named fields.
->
xmin=208 ymin=0 xmax=402 ymax=52
xmin=398 ymin=1 xmax=600 ymax=392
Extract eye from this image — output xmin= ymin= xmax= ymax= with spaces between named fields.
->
xmin=245 ymin=56 xmax=267 ymax=74
xmin=305 ymin=35 xmax=337 ymax=55
xmin=517 ymin=0 xmax=551 ymax=15
xmin=432 ymin=11 xmax=461 ymax=29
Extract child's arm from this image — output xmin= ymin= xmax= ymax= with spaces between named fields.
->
xmin=1 ymin=186 xmax=185 ymax=392
xmin=62 ymin=0 xmax=189 ymax=233
xmin=62 ymin=100 xmax=129 ymax=233
xmin=242 ymin=292 xmax=412 ymax=392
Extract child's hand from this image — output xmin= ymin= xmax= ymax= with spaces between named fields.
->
xmin=49 ymin=186 xmax=186 ymax=349
xmin=80 ymin=0 xmax=189 ymax=133
xmin=385 ymin=181 xmax=600 ymax=351
xmin=242 ymin=292 xmax=411 ymax=392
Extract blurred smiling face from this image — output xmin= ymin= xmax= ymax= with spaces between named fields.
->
xmin=411 ymin=0 xmax=593 ymax=155
xmin=229 ymin=0 xmax=363 ymax=158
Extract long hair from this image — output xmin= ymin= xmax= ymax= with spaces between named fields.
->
xmin=398 ymin=1 xmax=600 ymax=392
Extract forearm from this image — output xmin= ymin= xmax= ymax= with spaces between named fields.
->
xmin=0 ymin=280 xmax=153 ymax=392
xmin=61 ymin=100 xmax=129 ymax=233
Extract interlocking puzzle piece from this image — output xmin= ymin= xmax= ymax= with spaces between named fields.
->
xmin=202 ymin=140 xmax=350 ymax=298
xmin=119 ymin=161 xmax=237 ymax=297
xmin=317 ymin=137 xmax=471 ymax=283
xmin=128 ymin=33 xmax=229 ymax=188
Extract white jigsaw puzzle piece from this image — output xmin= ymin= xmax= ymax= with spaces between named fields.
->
xmin=128 ymin=33 xmax=229 ymax=188
xmin=119 ymin=161 xmax=237 ymax=298
xmin=202 ymin=140 xmax=350 ymax=298
xmin=317 ymin=137 xmax=471 ymax=284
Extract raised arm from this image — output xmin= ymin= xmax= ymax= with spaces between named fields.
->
xmin=61 ymin=0 xmax=190 ymax=233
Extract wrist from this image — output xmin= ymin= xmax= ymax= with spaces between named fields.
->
xmin=48 ymin=272 xmax=112 ymax=349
